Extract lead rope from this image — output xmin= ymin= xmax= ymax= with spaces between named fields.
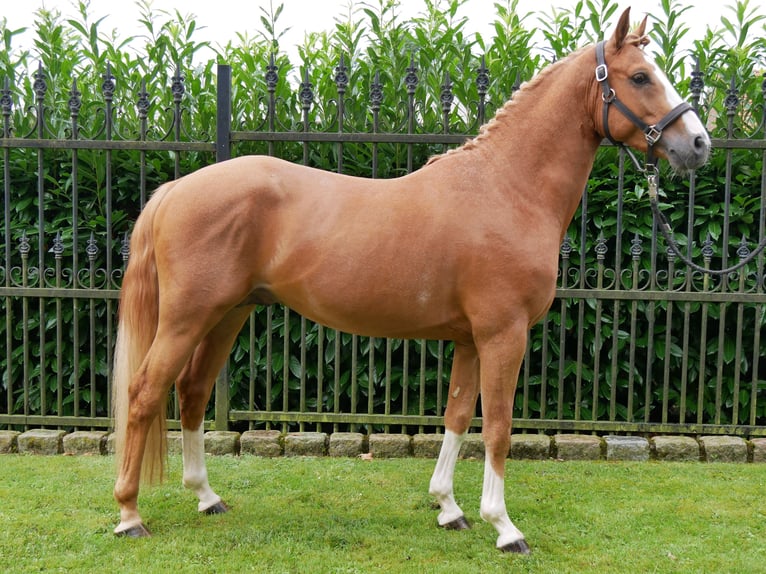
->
xmin=645 ymin=172 xmax=766 ymax=276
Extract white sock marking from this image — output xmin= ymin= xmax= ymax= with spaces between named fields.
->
xmin=429 ymin=430 xmax=466 ymax=525
xmin=182 ymin=423 xmax=222 ymax=512
xmin=480 ymin=458 xmax=525 ymax=548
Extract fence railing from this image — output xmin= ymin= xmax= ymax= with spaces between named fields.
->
xmin=1 ymin=61 xmax=766 ymax=437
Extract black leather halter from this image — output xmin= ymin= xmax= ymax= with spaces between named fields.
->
xmin=595 ymin=40 xmax=693 ymax=172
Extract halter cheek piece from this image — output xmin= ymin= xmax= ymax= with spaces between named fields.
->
xmin=595 ymin=40 xmax=694 ymax=174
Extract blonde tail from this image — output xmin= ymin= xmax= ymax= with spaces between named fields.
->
xmin=112 ymin=183 xmax=174 ymax=484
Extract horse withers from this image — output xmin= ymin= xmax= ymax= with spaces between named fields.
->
xmin=111 ymin=8 xmax=710 ymax=553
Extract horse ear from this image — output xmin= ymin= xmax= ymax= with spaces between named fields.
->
xmin=635 ymin=15 xmax=648 ymax=38
xmin=612 ymin=7 xmax=632 ymax=50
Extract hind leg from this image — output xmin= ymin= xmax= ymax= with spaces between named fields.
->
xmin=114 ymin=329 xmax=207 ymax=536
xmin=429 ymin=342 xmax=480 ymax=530
xmin=177 ymin=306 xmax=254 ymax=514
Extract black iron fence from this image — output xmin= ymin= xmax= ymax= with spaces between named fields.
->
xmin=1 ymin=60 xmax=765 ymax=437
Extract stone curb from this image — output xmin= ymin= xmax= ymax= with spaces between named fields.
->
xmin=369 ymin=433 xmax=412 ymax=458
xmin=284 ymin=432 xmax=328 ymax=457
xmin=0 ymin=430 xmax=21 ymax=454
xmin=751 ymin=438 xmax=766 ymax=463
xmin=329 ymin=432 xmax=365 ymax=457
xmin=63 ymin=431 xmax=109 ymax=456
xmin=554 ymin=434 xmax=603 ymax=460
xmin=511 ymin=434 xmax=551 ymax=460
xmin=17 ymin=429 xmax=67 ymax=455
xmin=5 ymin=429 xmax=766 ymax=463
xmin=651 ymin=435 xmax=701 ymax=462
xmin=205 ymin=431 xmax=241 ymax=456
xmin=698 ymin=435 xmax=748 ymax=463
xmin=604 ymin=435 xmax=650 ymax=461
xmin=242 ymin=430 xmax=283 ymax=457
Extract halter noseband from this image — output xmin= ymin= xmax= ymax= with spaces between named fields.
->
xmin=595 ymin=40 xmax=693 ymax=174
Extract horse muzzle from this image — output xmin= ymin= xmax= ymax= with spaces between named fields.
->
xmin=658 ymin=128 xmax=711 ymax=173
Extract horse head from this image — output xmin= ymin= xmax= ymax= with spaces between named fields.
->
xmin=594 ymin=8 xmax=710 ymax=173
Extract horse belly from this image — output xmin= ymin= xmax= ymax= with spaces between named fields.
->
xmin=290 ymin=299 xmax=465 ymax=341
xmin=271 ymin=263 xmax=468 ymax=341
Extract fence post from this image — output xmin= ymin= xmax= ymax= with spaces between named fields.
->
xmin=215 ymin=363 xmax=229 ymax=431
xmin=214 ymin=64 xmax=232 ymax=431
xmin=216 ymin=64 xmax=231 ymax=162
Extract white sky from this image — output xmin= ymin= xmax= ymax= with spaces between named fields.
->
xmin=2 ymin=0 xmax=733 ymax=64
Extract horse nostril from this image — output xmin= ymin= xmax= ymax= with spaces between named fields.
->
xmin=693 ymin=134 xmax=710 ymax=164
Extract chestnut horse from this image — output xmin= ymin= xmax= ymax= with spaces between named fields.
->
xmin=112 ymin=9 xmax=710 ymax=552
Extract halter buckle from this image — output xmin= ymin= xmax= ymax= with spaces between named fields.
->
xmin=595 ymin=64 xmax=608 ymax=82
xmin=645 ymin=126 xmax=662 ymax=145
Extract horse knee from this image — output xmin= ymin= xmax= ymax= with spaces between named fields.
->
xmin=444 ymin=405 xmax=475 ymax=435
xmin=444 ymin=389 xmax=480 ymax=436
xmin=483 ymin=432 xmax=510 ymax=459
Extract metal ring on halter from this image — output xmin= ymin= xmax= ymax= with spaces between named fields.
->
xmin=602 ymin=88 xmax=616 ymax=104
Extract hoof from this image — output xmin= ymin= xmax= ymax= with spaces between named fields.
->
xmin=115 ymin=523 xmax=151 ymax=538
xmin=203 ymin=501 xmax=229 ymax=515
xmin=500 ymin=538 xmax=531 ymax=555
xmin=440 ymin=515 xmax=471 ymax=530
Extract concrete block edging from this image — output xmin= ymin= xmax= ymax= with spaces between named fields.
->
xmin=3 ymin=429 xmax=765 ymax=463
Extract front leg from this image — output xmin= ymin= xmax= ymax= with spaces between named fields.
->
xmin=429 ymin=343 xmax=480 ymax=530
xmin=480 ymin=458 xmax=529 ymax=553
xmin=477 ymin=326 xmax=531 ymax=554
xmin=429 ymin=430 xmax=470 ymax=529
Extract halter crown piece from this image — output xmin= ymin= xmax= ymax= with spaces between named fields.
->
xmin=595 ymin=40 xmax=693 ymax=180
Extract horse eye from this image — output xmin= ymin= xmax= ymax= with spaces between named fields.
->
xmin=631 ymin=72 xmax=650 ymax=86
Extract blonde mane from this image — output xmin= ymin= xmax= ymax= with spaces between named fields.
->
xmin=426 ymin=34 xmax=649 ymax=166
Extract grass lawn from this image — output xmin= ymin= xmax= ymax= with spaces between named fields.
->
xmin=0 ymin=455 xmax=764 ymax=573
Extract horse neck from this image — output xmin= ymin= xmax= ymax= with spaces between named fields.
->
xmin=467 ymin=46 xmax=602 ymax=234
